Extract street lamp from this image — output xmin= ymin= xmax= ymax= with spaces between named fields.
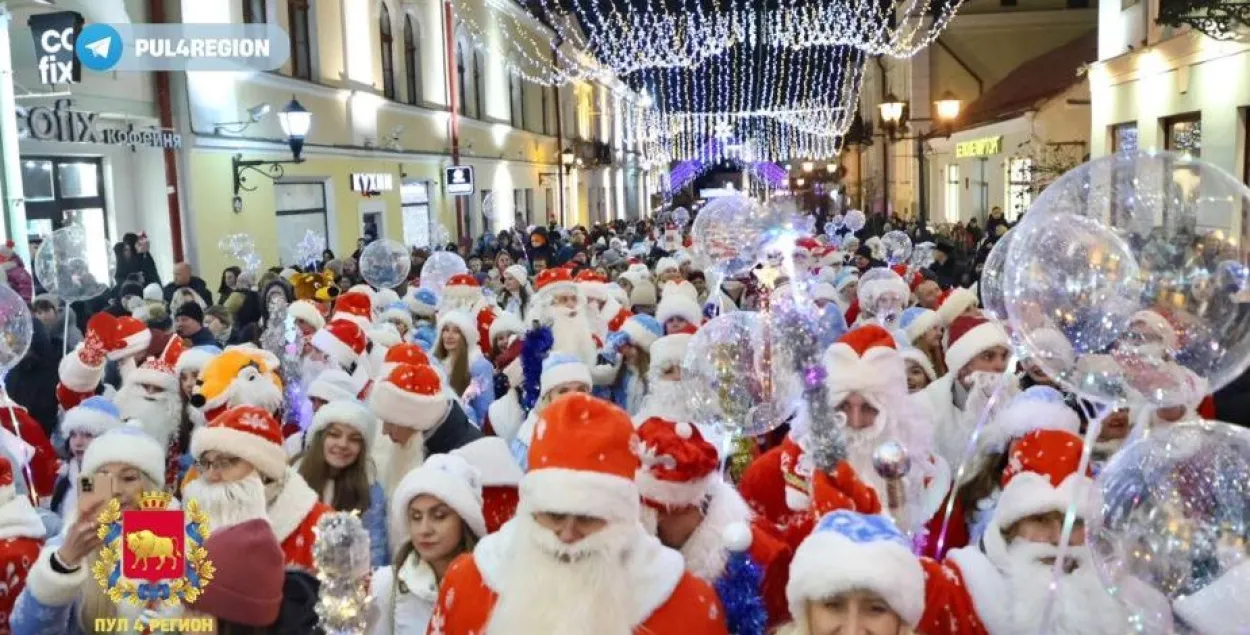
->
xmin=231 ymin=95 xmax=314 ymax=202
xmin=878 ymin=93 xmax=906 ymax=129
xmin=935 ymin=91 xmax=962 ymax=122
xmin=277 ymin=97 xmax=312 ymax=160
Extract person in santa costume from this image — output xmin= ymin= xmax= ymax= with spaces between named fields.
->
xmin=656 ymin=280 xmax=703 ymax=335
xmin=438 ymin=273 xmax=498 ymax=358
xmin=429 ymin=393 xmax=729 ymax=635
xmin=916 ymin=314 xmax=1012 ymax=468
xmin=578 ymin=269 xmax=631 ymax=337
xmin=451 ymin=437 xmax=523 ymax=533
xmin=636 ymin=416 xmax=794 ymax=629
xmin=516 ymin=267 xmax=602 ymax=376
xmin=329 ymin=290 xmax=375 ymax=331
xmin=632 ymin=327 xmax=698 ymax=425
xmin=432 ymin=311 xmax=494 ymax=424
xmin=184 ymin=405 xmax=332 ymax=572
xmin=0 ymin=456 xmax=46 ymax=628
xmin=49 ymin=397 xmax=121 ymax=518
xmin=0 ymin=398 xmax=59 ymax=504
xmin=369 ymin=363 xmax=481 ymax=494
xmin=370 ymin=454 xmax=487 ymax=635
xmin=307 ymin=318 xmax=371 ymax=386
xmin=55 ymin=313 xmax=151 ymax=413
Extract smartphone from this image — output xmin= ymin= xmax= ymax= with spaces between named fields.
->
xmin=77 ymin=473 xmax=115 ymax=517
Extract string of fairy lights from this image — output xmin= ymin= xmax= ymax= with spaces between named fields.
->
xmin=448 ymin=0 xmax=966 ymax=164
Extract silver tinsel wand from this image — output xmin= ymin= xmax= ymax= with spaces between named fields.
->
xmin=313 ymin=512 xmax=373 ymax=635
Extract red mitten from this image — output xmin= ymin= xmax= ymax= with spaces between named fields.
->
xmin=55 ymin=383 xmax=93 ymax=411
xmin=107 ymin=316 xmax=151 ymax=360
xmin=78 ymin=313 xmax=115 ymax=367
xmin=811 ymin=462 xmax=882 ymax=517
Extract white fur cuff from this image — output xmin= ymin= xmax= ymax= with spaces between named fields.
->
xmin=26 ymin=547 xmax=89 ymax=607
xmin=58 ymin=349 xmax=104 ymax=393
xmin=521 ymin=468 xmax=640 ymax=524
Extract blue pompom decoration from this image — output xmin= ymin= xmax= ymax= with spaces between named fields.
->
xmin=713 ymin=550 xmax=767 ymax=635
xmin=520 ymin=326 xmax=554 ymax=410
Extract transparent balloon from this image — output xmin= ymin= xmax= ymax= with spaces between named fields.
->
xmin=0 ymin=285 xmax=32 ymax=372
xmin=419 ymin=251 xmax=468 ymax=295
xmin=217 ymin=233 xmax=262 ymax=276
xmin=831 ymin=214 xmax=845 ymax=230
xmin=431 ymin=224 xmax=453 ymax=249
xmin=856 ymin=268 xmax=910 ymax=327
xmin=673 ymin=207 xmax=691 ymax=228
xmin=844 ymin=209 xmax=866 ymax=233
xmin=1090 ymin=421 xmax=1250 ymax=635
xmin=1003 ymin=151 xmax=1250 ymax=408
xmin=33 ymin=225 xmax=113 ymax=302
xmin=911 ymin=241 xmax=936 ymax=270
xmin=880 ymin=230 xmax=913 ymax=266
xmin=979 ymin=229 xmax=1014 ymax=322
xmin=824 ymin=221 xmax=839 ymax=239
xmin=359 ymin=239 xmax=411 ymax=289
xmin=690 ymin=194 xmax=786 ymax=278
xmin=681 ymin=311 xmax=803 ymax=437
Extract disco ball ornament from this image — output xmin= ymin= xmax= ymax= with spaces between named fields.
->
xmin=844 ymin=209 xmax=866 ymax=233
xmin=33 ymin=225 xmax=113 ymax=302
xmin=358 ymin=239 xmax=411 ymax=289
xmin=856 ymin=268 xmax=910 ymax=327
xmin=872 ymin=440 xmax=911 ymax=480
xmin=979 ymin=229 xmax=1015 ymax=322
xmin=0 ymin=285 xmax=32 ymax=372
xmin=1090 ymin=421 xmax=1250 ymax=635
xmin=690 ymin=193 xmax=783 ymax=278
xmin=1003 ymin=151 xmax=1250 ymax=408
xmin=673 ymin=207 xmax=691 ymax=227
xmin=880 ymin=230 xmax=913 ymax=266
xmin=418 ymin=252 xmax=468 ymax=295
xmin=681 ymin=311 xmax=803 ymax=436
xmin=911 ymin=241 xmax=936 ymax=270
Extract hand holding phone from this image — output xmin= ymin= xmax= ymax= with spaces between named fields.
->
xmin=77 ymin=473 xmax=115 ymax=518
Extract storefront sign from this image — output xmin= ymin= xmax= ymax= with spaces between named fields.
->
xmin=28 ymin=11 xmax=84 ymax=84
xmin=16 ymin=99 xmax=182 ymax=150
xmin=445 ymin=165 xmax=475 ymax=196
xmin=955 ymin=136 xmax=1003 ymax=158
xmin=351 ymin=173 xmax=393 ymax=193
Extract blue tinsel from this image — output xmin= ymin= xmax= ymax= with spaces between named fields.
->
xmin=714 ymin=550 xmax=767 ymax=635
xmin=520 ymin=326 xmax=553 ymax=411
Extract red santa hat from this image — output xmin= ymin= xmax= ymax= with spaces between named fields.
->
xmin=634 ymin=417 xmax=720 ymax=508
xmin=944 ymin=314 xmax=1010 ymax=374
xmin=380 ymin=342 xmax=431 ymax=377
xmin=310 ymin=319 xmax=368 ymax=370
xmin=288 ymin=300 xmax=326 ymax=331
xmin=936 ymin=286 xmax=979 ymax=326
xmin=60 ymin=315 xmax=151 ymax=391
xmin=983 ymin=428 xmax=1091 ymax=568
xmin=788 ymin=511 xmax=925 ymax=629
xmin=307 ymin=368 xmax=364 ymax=404
xmin=125 ymin=336 xmax=187 ymax=394
xmin=779 ymin=435 xmax=813 ymax=512
xmin=655 ymin=281 xmax=702 ymax=327
xmin=823 ymin=325 xmax=907 ymax=407
xmin=368 ymin=363 xmax=449 ymax=430
xmin=442 ymin=273 xmax=484 ymax=305
xmin=452 ymin=437 xmax=523 ymax=533
xmin=389 ymin=453 xmax=487 ymax=554
xmin=522 ymin=393 xmax=641 ymax=523
xmin=987 ymin=385 xmax=1080 ymax=452
xmin=331 ymin=292 xmax=374 ymax=330
xmin=794 ymin=237 xmax=821 ymax=260
xmin=576 ymin=269 xmax=609 ymax=301
xmin=649 ymin=326 xmax=696 ymax=371
xmin=435 ymin=310 xmax=479 ymax=353
xmin=191 ymin=405 xmax=288 ymax=480
xmin=534 ymin=267 xmax=577 ymax=298
xmin=309 ymin=399 xmax=379 ymax=453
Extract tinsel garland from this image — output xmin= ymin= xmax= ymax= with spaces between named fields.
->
xmin=520 ymin=326 xmax=553 ymax=411
xmin=727 ymin=435 xmax=757 ymax=483
xmin=260 ymin=306 xmax=309 ymax=430
xmin=313 ymin=512 xmax=372 ymax=635
xmin=713 ymin=551 xmax=767 ymax=635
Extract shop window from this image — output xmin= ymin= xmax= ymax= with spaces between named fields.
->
xmin=402 ymin=180 xmax=431 ymax=248
xmin=525 ymin=189 xmax=534 ymax=225
xmin=455 ymin=34 xmax=468 ymax=116
xmin=242 ymin=0 xmax=266 ymax=24
xmin=275 ymin=182 xmax=329 ymax=267
xmin=288 ymin=0 xmax=312 ymax=80
xmin=944 ymin=164 xmax=961 ymax=223
xmin=1111 ymin=122 xmax=1138 ymax=153
xmin=1006 ymin=157 xmax=1033 ymax=222
xmin=510 ymin=75 xmax=525 ymax=129
xmin=404 ymin=16 xmax=421 ymax=105
xmin=21 ymin=157 xmax=110 ymax=284
xmin=380 ymin=2 xmax=396 ymax=100
xmin=1164 ymin=113 xmax=1202 ymax=157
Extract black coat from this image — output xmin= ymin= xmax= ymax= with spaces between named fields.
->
xmin=7 ymin=320 xmax=60 ymax=436
xmin=163 ymin=276 xmax=213 ymax=306
xmin=424 ymin=401 xmax=483 ymax=456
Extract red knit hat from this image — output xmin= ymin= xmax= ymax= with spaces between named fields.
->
xmin=368 ymin=363 xmax=448 ymax=430
xmin=443 ymin=273 xmax=484 ymax=304
xmin=332 ymin=292 xmax=373 ymax=329
xmin=190 ymin=405 xmax=287 ymax=479
xmin=635 ymin=417 xmax=720 ymax=508
xmin=944 ymin=314 xmax=1009 ymax=373
xmin=195 ymin=518 xmax=284 ymax=627
xmin=127 ymin=336 xmax=187 ymax=393
xmin=823 ymin=324 xmax=907 ymax=403
xmin=310 ymin=319 xmax=368 ymax=370
xmin=523 ymin=393 xmax=641 ymax=522
xmin=534 ymin=267 xmax=576 ymax=294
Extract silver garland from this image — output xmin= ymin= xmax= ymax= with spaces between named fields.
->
xmin=261 ymin=306 xmax=309 ymax=430
xmin=313 ymin=512 xmax=373 ymax=635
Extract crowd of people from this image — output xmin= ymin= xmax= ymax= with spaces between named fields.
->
xmin=0 ymin=207 xmax=1232 ymax=635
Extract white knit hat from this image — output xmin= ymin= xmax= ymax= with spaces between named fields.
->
xmin=60 ymin=396 xmax=122 ymax=438
xmin=541 ymin=353 xmax=592 ymax=395
xmin=307 ymin=368 xmax=363 ymax=403
xmin=143 ymin=283 xmax=163 ymax=302
xmin=82 ymin=424 xmax=167 ymax=486
xmin=288 ymin=300 xmax=325 ymax=331
xmin=309 ymin=400 xmax=379 ymax=454
xmin=650 ymin=332 xmax=693 ymax=371
xmin=389 ymin=454 xmax=486 ymax=554
xmin=488 ymin=310 xmax=526 ymax=344
xmin=436 ymin=310 xmax=479 ymax=353
xmin=503 ymin=264 xmax=529 ymax=288
xmin=655 ymin=281 xmax=702 ymax=327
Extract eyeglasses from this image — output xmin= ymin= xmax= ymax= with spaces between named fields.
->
xmin=194 ymin=456 xmax=242 ymax=472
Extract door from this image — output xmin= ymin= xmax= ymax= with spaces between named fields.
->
xmin=401 ymin=179 xmax=432 ymax=248
xmin=359 ymin=199 xmax=386 ymax=243
xmin=20 ymin=157 xmax=111 ymax=283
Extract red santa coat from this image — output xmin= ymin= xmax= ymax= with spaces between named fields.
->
xmin=481 ymin=485 xmax=518 ymax=534
xmin=0 ymin=497 xmax=46 ymax=627
xmin=915 ymin=548 xmax=1006 ymax=635
xmin=428 ymin=522 xmax=729 ymax=635
xmin=737 ymin=438 xmax=814 ymax=550
xmin=268 ymin=468 xmax=333 ymax=572
xmin=0 ymin=406 xmax=59 ymax=499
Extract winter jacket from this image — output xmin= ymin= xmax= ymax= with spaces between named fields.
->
xmin=463 ymin=355 xmax=494 ymax=427
xmin=607 ymin=366 xmax=647 ymax=415
xmin=116 ymin=253 xmax=161 ymax=288
xmin=424 ymin=402 xmax=482 ymax=457
xmin=181 ymin=326 xmax=218 ymax=348
xmin=3 ymin=260 xmax=34 ymax=304
xmin=367 ymin=554 xmax=439 ymax=635
xmin=162 ymin=276 xmax=212 ymax=307
xmin=7 ymin=320 xmax=61 ymax=437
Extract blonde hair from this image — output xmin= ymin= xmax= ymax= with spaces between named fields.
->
xmin=77 ymin=472 xmax=163 ymax=629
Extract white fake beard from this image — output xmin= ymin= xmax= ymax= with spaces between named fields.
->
xmin=1004 ymin=540 xmax=1126 ymax=635
xmin=548 ymin=309 xmax=599 ymax=366
xmin=636 ymin=377 xmax=694 ymax=423
xmin=114 ymin=383 xmax=180 ymax=447
xmin=378 ymin=433 xmax=424 ymax=495
xmin=486 ymin=513 xmax=635 ymax=635
xmin=182 ymin=471 xmax=267 ymax=532
xmin=843 ymin=414 xmax=926 ymax=528
xmin=301 ymin=356 xmax=332 ymax=387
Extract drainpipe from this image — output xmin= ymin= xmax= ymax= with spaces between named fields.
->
xmin=0 ymin=7 xmax=26 ymax=255
xmin=442 ymin=0 xmax=464 ymax=240
xmin=148 ymin=0 xmax=184 ymax=263
xmin=552 ymin=38 xmax=566 ymax=226
xmin=875 ymin=57 xmax=890 ymax=215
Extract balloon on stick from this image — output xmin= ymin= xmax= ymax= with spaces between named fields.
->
xmin=358 ymin=239 xmax=411 ymax=289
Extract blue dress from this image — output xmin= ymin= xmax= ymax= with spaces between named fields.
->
xmin=363 ymin=481 xmax=390 ymax=568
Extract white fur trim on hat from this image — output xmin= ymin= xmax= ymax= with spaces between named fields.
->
xmin=60 ymin=404 xmax=121 ymax=440
xmin=620 ymin=319 xmax=660 ymax=351
xmin=436 ymin=311 xmax=480 ymax=353
xmin=58 ymin=346 xmax=105 ymax=393
xmin=1173 ymin=559 xmax=1250 ymax=635
xmin=307 ymin=369 xmax=362 ymax=404
xmin=900 ymin=348 xmax=936 ymax=382
xmin=650 ymin=333 xmax=692 ymax=370
xmin=368 ymin=324 xmax=402 ymax=349
xmin=310 ymin=400 xmax=379 ymax=454
xmin=190 ymin=424 xmax=288 ymax=481
xmin=541 ymin=360 xmax=592 ymax=396
xmin=983 ymin=471 xmax=1093 ymax=569
xmin=125 ymin=365 xmax=179 ymax=394
xmin=288 ymin=300 xmax=325 ymax=331
xmin=389 ymin=454 xmax=487 ymax=554
xmin=82 ymin=426 xmax=167 ymax=485
xmin=811 ymin=282 xmax=838 ymax=303
xmin=503 ymin=264 xmax=529 ymax=287
xmin=635 ymin=467 xmax=715 ymax=508
xmin=175 ymin=347 xmax=218 ymax=376
xmin=787 ymin=520 xmax=925 ymax=627
xmin=904 ymin=310 xmax=941 ymax=343
xmin=488 ymin=311 xmax=525 ymax=343
xmin=994 ymin=398 xmax=1079 ymax=446
xmin=655 ymin=293 xmax=702 ymax=327
xmin=367 ymin=380 xmax=448 ymax=430
xmin=451 ymin=437 xmax=524 ymax=487
xmin=654 ymin=257 xmax=679 ymax=276
xmin=937 ymin=287 xmax=979 ymax=326
xmin=380 ymin=307 xmax=413 ymax=330
xmin=823 ymin=342 xmax=908 ymax=402
xmin=521 ymin=467 xmax=640 ymax=524
xmin=945 ymin=320 xmax=1010 ymax=374
xmin=311 ymin=328 xmax=362 ymax=370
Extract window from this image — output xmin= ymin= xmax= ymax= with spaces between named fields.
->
xmin=404 ymin=16 xmax=420 ymax=105
xmin=540 ymin=86 xmax=551 ymax=135
xmin=402 ymin=179 xmax=432 ymax=248
xmin=1006 ymin=158 xmax=1033 ymax=222
xmin=21 ymin=157 xmax=111 ymax=284
xmin=945 ymin=164 xmax=961 ymax=223
xmin=380 ymin=3 xmax=395 ymax=100
xmin=242 ymin=0 xmax=266 ymax=24
xmin=288 ymin=0 xmax=312 ymax=80
xmin=275 ymin=182 xmax=329 ymax=266
xmin=479 ymin=189 xmax=494 ymax=235
xmin=472 ymin=51 xmax=484 ymax=119
xmin=455 ymin=39 xmax=467 ymax=116
xmin=513 ymin=189 xmax=524 ymax=227
xmin=509 ymin=75 xmax=525 ymax=129
xmin=1111 ymin=122 xmax=1138 ymax=153
xmin=1164 ymin=113 xmax=1202 ymax=157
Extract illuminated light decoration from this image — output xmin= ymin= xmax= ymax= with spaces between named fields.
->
xmin=1156 ymin=0 xmax=1250 ymax=40
xmin=765 ymin=0 xmax=969 ymax=58
xmin=714 ymin=118 xmax=734 ymax=141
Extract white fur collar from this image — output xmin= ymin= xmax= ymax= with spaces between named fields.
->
xmin=947 ymin=546 xmax=1010 ymax=635
xmin=918 ymin=453 xmax=952 ymax=522
xmin=397 ymin=552 xmax=440 ymax=602
xmin=0 ymin=496 xmax=46 ymax=540
xmin=474 ymin=519 xmax=686 ymax=626
xmin=488 ymin=392 xmax=526 ymax=442
xmin=268 ymin=467 xmax=319 ymax=543
xmin=680 ymin=479 xmax=752 ymax=582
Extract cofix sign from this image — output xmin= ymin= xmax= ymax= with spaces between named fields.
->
xmin=28 ymin=11 xmax=84 ymax=85
xmin=445 ymin=165 xmax=475 ymax=196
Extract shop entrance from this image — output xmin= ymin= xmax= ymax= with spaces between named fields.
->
xmin=20 ymin=156 xmax=111 ymax=281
